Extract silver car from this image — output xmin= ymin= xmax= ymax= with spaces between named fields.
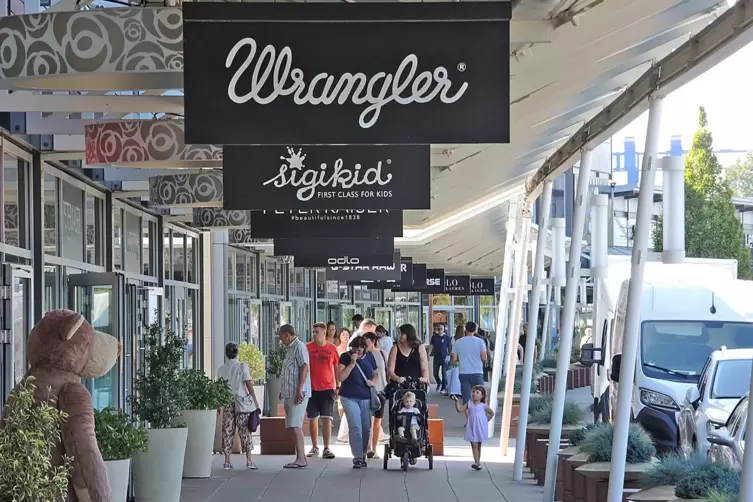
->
xmin=707 ymin=394 xmax=747 ymax=469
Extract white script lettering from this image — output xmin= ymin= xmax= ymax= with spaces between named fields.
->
xmin=226 ymin=38 xmax=469 ymax=129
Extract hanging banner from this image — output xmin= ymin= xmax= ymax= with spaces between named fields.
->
xmin=470 ymin=277 xmax=495 ymax=296
xmin=368 ymin=257 xmax=413 ymax=290
xmin=327 ymin=252 xmax=402 ymax=281
xmin=223 ymin=145 xmax=430 ymax=210
xmin=249 ymin=209 xmax=403 ymax=239
xmin=424 ymin=268 xmax=446 ymax=294
xmin=389 ymin=262 xmax=426 ymax=292
xmin=274 ymin=237 xmax=394 ymax=267
xmin=444 ymin=275 xmax=471 ymax=295
xmin=183 ymin=2 xmax=511 ymax=145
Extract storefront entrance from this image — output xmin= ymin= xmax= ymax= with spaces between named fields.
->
xmin=0 ymin=264 xmax=33 ymax=407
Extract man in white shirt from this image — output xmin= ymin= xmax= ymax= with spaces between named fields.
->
xmin=451 ymin=321 xmax=488 ymax=404
xmin=279 ymin=324 xmax=311 ymax=468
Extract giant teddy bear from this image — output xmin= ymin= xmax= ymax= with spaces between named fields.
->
xmin=3 ymin=309 xmax=121 ymax=502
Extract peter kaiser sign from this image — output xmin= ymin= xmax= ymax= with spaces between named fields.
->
xmin=223 ymin=145 xmax=430 ymax=210
xmin=183 ymin=2 xmax=511 ymax=145
xmin=249 ymin=210 xmax=403 ymax=239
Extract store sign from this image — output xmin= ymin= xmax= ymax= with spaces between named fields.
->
xmin=223 ymin=145 xmax=430 ymax=210
xmin=61 ymin=182 xmax=83 ymax=262
xmin=470 ymin=278 xmax=495 ymax=296
xmin=124 ymin=211 xmax=141 ymax=274
xmin=249 ymin=209 xmax=403 ymax=238
xmin=183 ymin=2 xmax=511 ymax=145
xmin=368 ymin=257 xmax=413 ymax=290
xmin=444 ymin=275 xmax=471 ymax=295
xmin=274 ymin=237 xmax=394 ymax=267
xmin=424 ymin=268 xmax=446 ymax=294
xmin=327 ymin=252 xmax=402 ymax=281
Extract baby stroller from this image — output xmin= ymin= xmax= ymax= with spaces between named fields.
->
xmin=382 ymin=377 xmax=434 ymax=471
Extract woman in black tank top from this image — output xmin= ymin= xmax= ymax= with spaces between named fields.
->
xmin=387 ymin=324 xmax=430 ymax=384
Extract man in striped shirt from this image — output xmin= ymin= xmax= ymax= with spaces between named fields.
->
xmin=279 ymin=324 xmax=311 ymax=469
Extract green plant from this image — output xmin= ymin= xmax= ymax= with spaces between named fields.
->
xmin=180 ymin=369 xmax=233 ymax=410
xmin=568 ymin=423 xmax=599 ymax=447
xmin=529 ymin=398 xmax=586 ymax=426
xmin=707 ymin=490 xmax=739 ymax=502
xmin=267 ymin=343 xmax=289 ymax=378
xmin=130 ymin=319 xmax=188 ymax=429
xmin=642 ymin=450 xmax=712 ymax=489
xmin=674 ymin=464 xmax=740 ymax=500
xmin=238 ymin=343 xmax=266 ymax=383
xmin=0 ymin=376 xmax=72 ymax=502
xmin=528 ymin=395 xmax=553 ymax=415
xmin=542 ymin=357 xmax=558 ymax=369
xmin=93 ymin=407 xmax=149 ymax=461
xmin=579 ymin=423 xmax=655 ymax=464
xmin=501 ymin=366 xmax=540 ymax=394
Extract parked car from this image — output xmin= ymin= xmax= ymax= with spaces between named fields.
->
xmin=678 ymin=348 xmax=753 ymax=456
xmin=707 ymin=393 xmax=747 ymax=469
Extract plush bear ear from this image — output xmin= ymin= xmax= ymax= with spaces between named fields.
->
xmin=61 ymin=311 xmax=85 ymax=341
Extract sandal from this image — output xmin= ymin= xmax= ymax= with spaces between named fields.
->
xmin=246 ymin=462 xmax=258 ymax=470
xmin=223 ymin=463 xmax=233 ymax=470
xmin=283 ymin=462 xmax=306 ymax=469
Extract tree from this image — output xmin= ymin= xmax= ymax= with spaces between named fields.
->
xmin=725 ymin=152 xmax=753 ymax=197
xmin=653 ymin=106 xmax=752 ymax=280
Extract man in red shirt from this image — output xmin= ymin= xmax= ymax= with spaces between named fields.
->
xmin=306 ymin=322 xmax=339 ymax=459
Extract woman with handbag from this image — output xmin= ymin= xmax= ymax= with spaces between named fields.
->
xmin=217 ymin=342 xmax=260 ymax=470
xmin=362 ymin=331 xmax=389 ymax=459
xmin=337 ymin=336 xmax=380 ymax=469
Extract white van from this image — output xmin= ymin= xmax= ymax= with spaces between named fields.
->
xmin=581 ymin=257 xmax=753 ymax=453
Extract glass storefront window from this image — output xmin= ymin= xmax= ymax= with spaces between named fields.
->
xmin=249 ymin=302 xmax=260 ymax=347
xmin=85 ymin=195 xmax=97 ymax=265
xmin=163 ymin=228 xmax=171 ymax=280
xmin=44 ymin=265 xmax=59 ymax=311
xmin=112 ymin=206 xmax=122 ymax=270
xmin=246 ymin=254 xmax=256 ymax=293
xmin=4 ymin=152 xmax=20 ymax=247
xmin=266 ymin=259 xmax=276 ymax=295
xmin=173 ymin=233 xmax=185 ymax=282
xmin=395 ymin=304 xmax=420 ymax=332
xmin=228 ymin=250 xmax=234 ymax=290
xmin=186 ymin=237 xmax=195 ymax=283
xmin=43 ymin=173 xmax=57 ymax=256
xmin=454 ymin=295 xmax=471 ymax=306
xmin=432 ymin=294 xmax=451 ymax=306
xmin=235 ymin=253 xmax=246 ymax=291
xmin=276 ymin=263 xmax=283 ymax=296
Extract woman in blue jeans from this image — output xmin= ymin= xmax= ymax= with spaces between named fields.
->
xmin=337 ymin=336 xmax=379 ymax=468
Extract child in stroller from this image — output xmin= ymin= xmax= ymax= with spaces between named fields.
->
xmin=383 ymin=378 xmax=434 ymax=470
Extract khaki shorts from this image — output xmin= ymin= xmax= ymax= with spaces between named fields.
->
xmin=284 ymin=396 xmax=309 ymax=429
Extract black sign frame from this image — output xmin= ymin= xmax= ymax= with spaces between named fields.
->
xmin=274 ymin=237 xmax=394 ymax=267
xmin=183 ymin=2 xmax=511 ymax=145
xmin=470 ymin=278 xmax=495 ymax=296
xmin=326 ymin=252 xmax=402 ymax=281
xmin=424 ymin=268 xmax=446 ymax=294
xmin=249 ymin=209 xmax=403 ymax=238
xmin=444 ymin=275 xmax=471 ymax=295
xmin=224 ymin=145 xmax=430 ymax=210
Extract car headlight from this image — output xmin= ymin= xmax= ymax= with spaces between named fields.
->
xmin=640 ymin=388 xmax=680 ymax=411
xmin=706 ymin=420 xmax=725 ymax=434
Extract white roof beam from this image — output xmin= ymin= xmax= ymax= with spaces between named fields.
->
xmin=0 ymin=93 xmax=183 ymax=114
xmin=526 ymin=0 xmax=753 ymax=198
xmin=510 ymin=20 xmax=556 ymax=44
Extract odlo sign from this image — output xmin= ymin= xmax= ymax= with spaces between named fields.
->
xmin=182 ymin=2 xmax=511 ymax=145
xmin=223 ymin=145 xmax=430 ymax=210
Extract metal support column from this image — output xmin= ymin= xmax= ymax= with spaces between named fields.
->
xmin=606 ymin=95 xmax=664 ymax=502
xmin=31 ymin=151 xmax=44 ymax=323
xmin=500 ymin=201 xmax=532 ymax=455
xmin=514 ymin=181 xmax=553 ymax=479
xmin=538 ymin=284 xmax=552 ymax=362
xmin=542 ymin=148 xmax=594 ymax=502
xmin=210 ymin=230 xmax=229 ymax=376
xmin=488 ymin=204 xmax=516 ymax=438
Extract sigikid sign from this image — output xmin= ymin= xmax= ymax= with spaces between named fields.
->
xmin=223 ymin=145 xmax=430 ymax=210
xmin=183 ymin=2 xmax=511 ymax=145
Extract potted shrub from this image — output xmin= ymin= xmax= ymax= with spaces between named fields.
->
xmin=529 ymin=398 xmax=586 ymax=426
xmin=238 ymin=343 xmax=266 ymax=412
xmin=129 ymin=320 xmax=189 ymax=502
xmin=567 ymin=423 xmax=599 ymax=447
xmin=93 ymin=407 xmax=149 ymax=502
xmin=266 ymin=343 xmax=288 ymax=416
xmin=632 ymin=451 xmax=711 ymax=502
xmin=177 ymin=369 xmax=232 ymax=478
xmin=673 ymin=463 xmax=740 ymax=500
xmin=0 ymin=376 xmax=71 ymax=502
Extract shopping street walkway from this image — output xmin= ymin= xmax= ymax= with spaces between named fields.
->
xmin=180 ymin=386 xmax=591 ymax=502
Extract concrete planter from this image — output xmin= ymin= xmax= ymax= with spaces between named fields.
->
xmin=628 ymin=485 xmax=677 ymax=502
xmin=178 ymin=410 xmax=217 ymax=479
xmin=132 ymin=427 xmax=188 ymax=502
xmin=266 ymin=377 xmax=282 ymax=417
xmin=576 ymin=461 xmax=655 ymax=502
xmin=104 ymin=458 xmax=131 ymax=502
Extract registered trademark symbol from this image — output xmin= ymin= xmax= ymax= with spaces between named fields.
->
xmin=387 ymin=159 xmax=392 ymax=164
xmin=457 ymin=62 xmax=467 ymax=72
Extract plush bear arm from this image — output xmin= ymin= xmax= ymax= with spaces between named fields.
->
xmin=59 ymin=382 xmax=111 ymax=502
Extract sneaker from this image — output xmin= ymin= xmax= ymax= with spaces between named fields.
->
xmin=366 ymin=450 xmax=375 ymax=459
xmin=472 ymin=463 xmax=482 ymax=471
xmin=246 ymin=462 xmax=258 ymax=470
xmin=358 ymin=460 xmax=368 ymax=468
xmin=322 ymin=448 xmax=335 ymax=459
xmin=353 ymin=462 xmax=362 ymax=469
xmin=223 ymin=463 xmax=233 ymax=470
xmin=306 ymin=447 xmax=319 ymax=458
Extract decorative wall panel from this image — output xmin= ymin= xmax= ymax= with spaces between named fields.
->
xmin=228 ymin=229 xmax=270 ymax=247
xmin=192 ymin=208 xmax=250 ymax=229
xmin=86 ymin=120 xmax=221 ymax=168
xmin=148 ymin=171 xmax=223 ymax=208
xmin=0 ymin=8 xmax=182 ymax=91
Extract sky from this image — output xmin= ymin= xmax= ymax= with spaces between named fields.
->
xmin=611 ymin=39 xmax=753 ymax=158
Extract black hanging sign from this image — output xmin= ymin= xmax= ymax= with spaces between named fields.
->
xmin=390 ymin=262 xmax=426 ymax=292
xmin=470 ymin=277 xmax=495 ymax=296
xmin=223 ymin=145 xmax=430 ymax=210
xmin=368 ymin=257 xmax=413 ymax=290
xmin=425 ymin=268 xmax=446 ymax=294
xmin=327 ymin=252 xmax=402 ymax=281
xmin=445 ymin=275 xmax=471 ymax=295
xmin=274 ymin=237 xmax=394 ymax=267
xmin=249 ymin=210 xmax=403 ymax=238
xmin=183 ymin=2 xmax=511 ymax=145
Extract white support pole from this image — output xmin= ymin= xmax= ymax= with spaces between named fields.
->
xmin=514 ymin=181 xmax=553 ymax=479
xmin=542 ymin=148 xmax=594 ymax=502
xmin=605 ymin=95 xmax=664 ymax=502
xmin=488 ymin=205 xmax=517 ymax=439
xmin=539 ymin=285 xmax=552 ymax=362
xmin=739 ymin=360 xmax=753 ymax=501
xmin=661 ymin=155 xmax=686 ymax=264
xmin=590 ymin=193 xmax=609 ymax=421
xmin=500 ymin=202 xmax=533 ymax=455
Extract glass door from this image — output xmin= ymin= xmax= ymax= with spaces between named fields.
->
xmin=0 ymin=264 xmax=32 ymax=408
xmin=67 ymin=272 xmax=124 ymax=410
xmin=341 ymin=304 xmax=356 ymax=331
xmin=261 ymin=300 xmax=280 ymax=357
xmin=375 ymin=307 xmax=393 ymax=334
xmin=327 ymin=304 xmax=342 ymax=327
xmin=249 ymin=301 xmax=261 ymax=348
